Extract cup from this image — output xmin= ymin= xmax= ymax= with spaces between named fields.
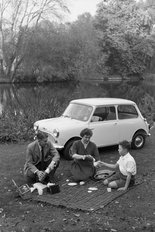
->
xmin=107 ymin=187 xmax=111 ymax=192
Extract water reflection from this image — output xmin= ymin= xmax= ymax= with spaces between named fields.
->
xmin=0 ymin=81 xmax=155 ymax=125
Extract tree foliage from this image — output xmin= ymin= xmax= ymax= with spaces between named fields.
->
xmin=68 ymin=13 xmax=100 ymax=80
xmin=138 ymin=0 xmax=155 ymax=23
xmin=0 ymin=0 xmax=155 ymax=82
xmin=22 ymin=13 xmax=100 ymax=81
xmin=95 ymin=0 xmax=155 ymax=77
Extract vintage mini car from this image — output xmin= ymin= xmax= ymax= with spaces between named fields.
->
xmin=34 ymin=98 xmax=151 ymax=159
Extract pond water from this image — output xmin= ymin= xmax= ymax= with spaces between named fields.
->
xmin=0 ymin=81 xmax=155 ymax=124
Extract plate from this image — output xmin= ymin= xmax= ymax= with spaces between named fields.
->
xmin=79 ymin=181 xmax=85 ymax=185
xmin=68 ymin=182 xmax=77 ymax=186
xmin=88 ymin=187 xmax=98 ymax=191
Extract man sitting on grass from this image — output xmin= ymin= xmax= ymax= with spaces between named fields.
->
xmin=24 ymin=131 xmax=60 ymax=184
xmin=96 ymin=140 xmax=137 ymax=191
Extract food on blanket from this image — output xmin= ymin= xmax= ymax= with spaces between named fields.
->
xmin=68 ymin=182 xmax=77 ymax=186
xmin=30 ymin=187 xmax=36 ymax=193
xmin=47 ymin=183 xmax=55 ymax=187
xmin=33 ymin=182 xmax=47 ymax=195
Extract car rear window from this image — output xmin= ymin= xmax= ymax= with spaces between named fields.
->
xmin=118 ymin=105 xmax=138 ymax=119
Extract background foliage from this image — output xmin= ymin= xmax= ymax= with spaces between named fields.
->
xmin=0 ymin=82 xmax=155 ymax=143
xmin=0 ymin=0 xmax=155 ymax=82
xmin=0 ymin=0 xmax=155 ymax=142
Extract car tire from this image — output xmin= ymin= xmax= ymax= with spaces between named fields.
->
xmin=63 ymin=139 xmax=80 ymax=160
xmin=131 ymin=132 xmax=146 ymax=149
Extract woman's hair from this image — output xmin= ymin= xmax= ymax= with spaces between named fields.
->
xmin=119 ymin=140 xmax=131 ymax=151
xmin=36 ymin=131 xmax=48 ymax=140
xmin=80 ymin=128 xmax=93 ymax=137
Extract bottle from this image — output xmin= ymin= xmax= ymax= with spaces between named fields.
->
xmin=45 ymin=167 xmax=50 ymax=174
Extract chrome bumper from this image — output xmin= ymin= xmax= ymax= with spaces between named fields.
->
xmin=53 ymin=143 xmax=64 ymax=150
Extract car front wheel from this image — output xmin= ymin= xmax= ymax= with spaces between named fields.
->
xmin=131 ymin=132 xmax=146 ymax=149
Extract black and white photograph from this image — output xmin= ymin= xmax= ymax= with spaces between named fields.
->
xmin=0 ymin=0 xmax=155 ymax=231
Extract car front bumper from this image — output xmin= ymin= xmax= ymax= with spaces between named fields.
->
xmin=52 ymin=142 xmax=64 ymax=150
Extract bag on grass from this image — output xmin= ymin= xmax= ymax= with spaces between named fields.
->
xmin=94 ymin=169 xmax=115 ymax=180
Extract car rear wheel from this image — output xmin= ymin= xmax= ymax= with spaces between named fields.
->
xmin=63 ymin=139 xmax=80 ymax=160
xmin=131 ymin=132 xmax=146 ymax=149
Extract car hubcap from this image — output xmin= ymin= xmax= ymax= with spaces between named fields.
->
xmin=135 ymin=135 xmax=144 ymax=148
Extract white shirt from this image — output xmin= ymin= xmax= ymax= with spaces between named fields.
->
xmin=117 ymin=152 xmax=137 ymax=176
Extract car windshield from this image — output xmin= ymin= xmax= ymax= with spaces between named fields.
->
xmin=62 ymin=103 xmax=93 ymax=121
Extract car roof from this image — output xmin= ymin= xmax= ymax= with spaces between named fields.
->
xmin=71 ymin=98 xmax=135 ymax=106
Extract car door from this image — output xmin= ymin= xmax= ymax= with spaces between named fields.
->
xmin=116 ymin=104 xmax=140 ymax=142
xmin=88 ymin=106 xmax=119 ymax=147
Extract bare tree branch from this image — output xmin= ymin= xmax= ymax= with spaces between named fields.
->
xmin=0 ymin=0 xmax=68 ymax=79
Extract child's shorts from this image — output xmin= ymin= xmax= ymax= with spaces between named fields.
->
xmin=106 ymin=170 xmax=135 ymax=188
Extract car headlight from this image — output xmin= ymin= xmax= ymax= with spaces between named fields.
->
xmin=34 ymin=124 xmax=39 ymax=132
xmin=53 ymin=129 xmax=59 ymax=138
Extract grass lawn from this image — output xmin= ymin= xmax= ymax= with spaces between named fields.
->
xmin=0 ymin=128 xmax=155 ymax=232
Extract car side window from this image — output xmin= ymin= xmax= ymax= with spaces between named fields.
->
xmin=118 ymin=105 xmax=138 ymax=119
xmin=91 ymin=106 xmax=116 ymax=122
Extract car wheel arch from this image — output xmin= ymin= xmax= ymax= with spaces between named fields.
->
xmin=132 ymin=129 xmax=147 ymax=137
xmin=63 ymin=137 xmax=81 ymax=160
xmin=131 ymin=129 xmax=147 ymax=149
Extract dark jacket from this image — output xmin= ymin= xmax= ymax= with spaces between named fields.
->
xmin=24 ymin=140 xmax=60 ymax=174
xmin=70 ymin=140 xmax=100 ymax=181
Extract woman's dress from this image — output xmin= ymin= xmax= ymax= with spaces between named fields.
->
xmin=70 ymin=140 xmax=100 ymax=181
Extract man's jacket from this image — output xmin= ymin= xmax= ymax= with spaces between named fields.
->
xmin=24 ymin=140 xmax=60 ymax=174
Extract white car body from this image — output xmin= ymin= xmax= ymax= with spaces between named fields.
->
xmin=34 ymin=98 xmax=150 ymax=157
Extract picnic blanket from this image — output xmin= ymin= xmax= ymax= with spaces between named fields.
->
xmin=31 ymin=176 xmax=143 ymax=211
